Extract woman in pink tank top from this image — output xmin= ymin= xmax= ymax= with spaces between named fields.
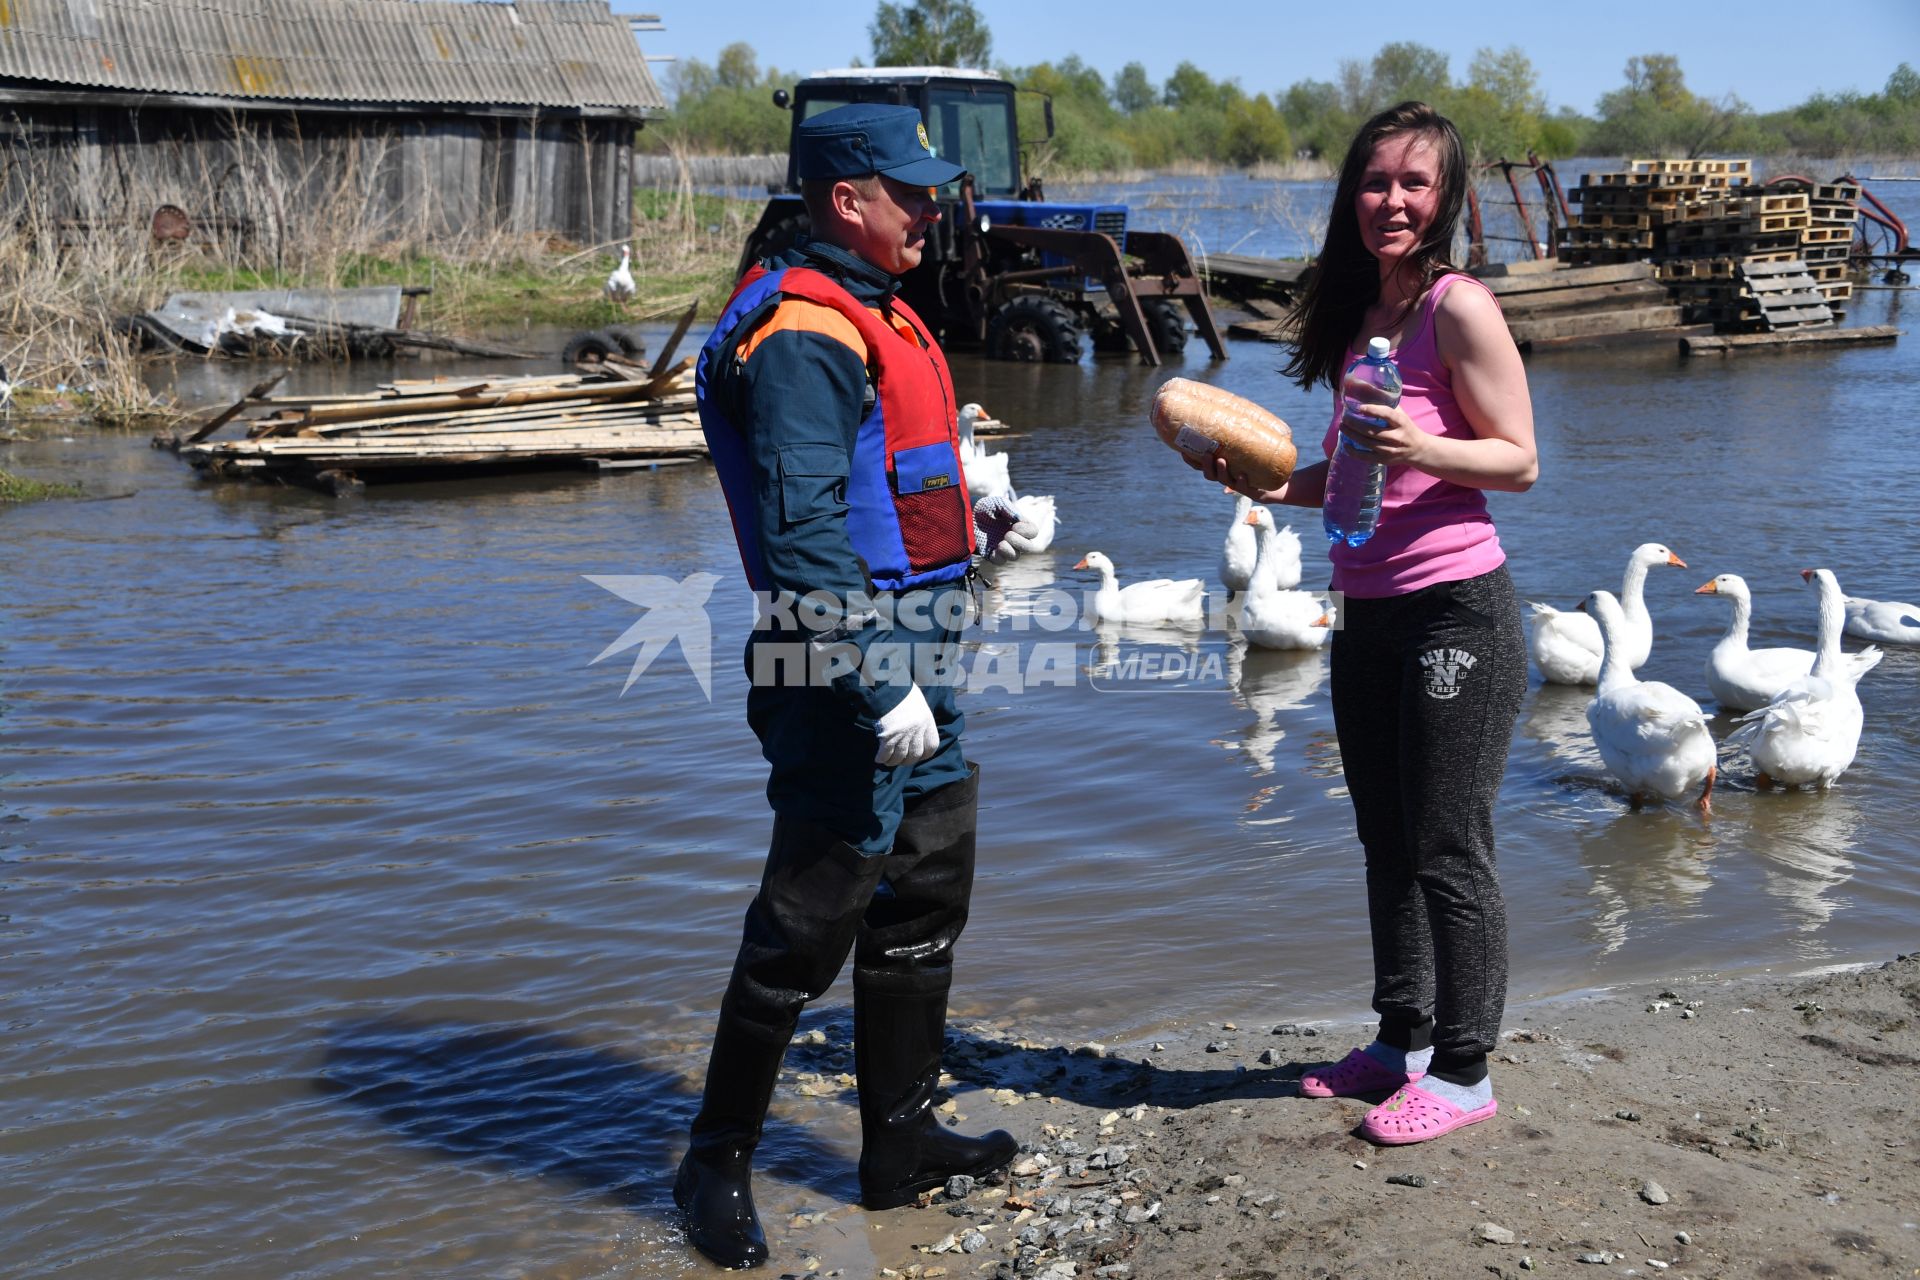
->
xmin=1200 ymin=103 xmax=1537 ymax=1147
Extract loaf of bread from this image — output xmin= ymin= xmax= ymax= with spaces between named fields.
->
xmin=1150 ymin=378 xmax=1297 ymax=493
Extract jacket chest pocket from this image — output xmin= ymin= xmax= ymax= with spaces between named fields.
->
xmin=889 ymin=440 xmax=971 ymax=571
xmin=778 ymin=444 xmax=849 ymax=524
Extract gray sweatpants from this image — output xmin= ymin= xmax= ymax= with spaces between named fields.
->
xmin=1329 ymin=567 xmax=1527 ymax=1080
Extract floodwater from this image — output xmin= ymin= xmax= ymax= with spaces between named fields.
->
xmin=4 ymin=178 xmax=1920 ymax=1276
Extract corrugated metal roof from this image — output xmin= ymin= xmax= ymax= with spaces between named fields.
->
xmin=0 ymin=0 xmax=666 ymax=113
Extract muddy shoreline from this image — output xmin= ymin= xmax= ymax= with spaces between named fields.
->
xmin=764 ymin=954 xmax=1920 ymax=1279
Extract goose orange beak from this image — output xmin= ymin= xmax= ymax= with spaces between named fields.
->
xmin=1244 ymin=512 xmax=1261 ymax=526
xmin=1666 ymin=552 xmax=1688 ymax=568
xmin=1695 ymin=580 xmax=1718 ymax=595
xmin=1072 ymin=557 xmax=1090 ymax=570
xmin=1800 ymin=568 xmax=1816 ymax=583
xmin=1576 ymin=600 xmax=1587 ymax=612
xmin=1311 ymin=613 xmax=1331 ymax=627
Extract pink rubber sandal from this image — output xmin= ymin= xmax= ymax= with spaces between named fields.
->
xmin=1299 ymin=1048 xmax=1424 ymax=1099
xmin=1359 ymin=1082 xmax=1498 ymax=1145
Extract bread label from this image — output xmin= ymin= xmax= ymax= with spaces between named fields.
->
xmin=1173 ymin=425 xmax=1217 ymax=457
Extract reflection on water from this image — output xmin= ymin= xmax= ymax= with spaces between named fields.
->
xmin=1748 ymin=788 xmax=1864 ymax=942
xmin=1575 ymin=807 xmax=1720 ymax=956
xmin=1223 ymin=645 xmax=1330 ymax=777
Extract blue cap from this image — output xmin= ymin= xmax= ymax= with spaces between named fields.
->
xmin=794 ymin=104 xmax=966 ymax=187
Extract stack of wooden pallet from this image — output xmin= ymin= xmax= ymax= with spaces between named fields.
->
xmin=165 ymin=362 xmax=706 ymax=490
xmin=1762 ymin=179 xmax=1859 ymax=310
xmin=1655 ymin=189 xmax=1826 ymax=330
xmin=1564 ymin=159 xmax=1858 ymax=332
xmin=1560 ymin=159 xmax=1754 ymax=266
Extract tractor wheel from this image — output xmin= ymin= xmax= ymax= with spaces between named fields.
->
xmin=1143 ymin=298 xmax=1190 ymax=355
xmin=1089 ymin=299 xmax=1189 ymax=357
xmin=986 ymin=296 xmax=1084 ymax=364
xmin=561 ymin=329 xmax=623 ymax=366
xmin=741 ymin=212 xmax=810 ymax=275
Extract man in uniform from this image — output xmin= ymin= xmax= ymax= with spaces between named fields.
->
xmin=678 ymin=103 xmax=1031 ymax=1270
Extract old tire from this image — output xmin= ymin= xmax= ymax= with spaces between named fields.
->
xmin=606 ymin=324 xmax=649 ymax=358
xmin=562 ymin=329 xmax=623 ymax=366
xmin=1143 ymin=299 xmax=1190 ymax=355
xmin=986 ymin=296 xmax=1084 ymax=364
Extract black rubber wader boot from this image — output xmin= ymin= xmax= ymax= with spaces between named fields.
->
xmin=676 ymin=814 xmax=885 ymax=1269
xmin=852 ymin=766 xmax=1017 ymax=1210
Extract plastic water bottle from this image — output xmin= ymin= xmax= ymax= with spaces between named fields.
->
xmin=1322 ymin=336 xmax=1400 ymax=547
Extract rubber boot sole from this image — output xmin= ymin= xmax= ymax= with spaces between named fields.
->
xmin=858 ymin=1131 xmax=1019 ymax=1211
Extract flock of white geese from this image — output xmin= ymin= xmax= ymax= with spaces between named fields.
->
xmin=1530 ymin=543 xmax=1914 ymax=814
xmin=960 ymin=406 xmax=1915 ymax=816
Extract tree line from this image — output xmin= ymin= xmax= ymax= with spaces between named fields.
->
xmin=644 ymin=3 xmax=1920 ymax=169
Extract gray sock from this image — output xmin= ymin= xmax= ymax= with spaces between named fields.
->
xmin=1362 ymin=1041 xmax=1434 ymax=1075
xmin=1418 ymin=1072 xmax=1493 ymax=1111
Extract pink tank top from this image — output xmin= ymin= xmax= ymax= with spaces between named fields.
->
xmin=1321 ymin=272 xmax=1507 ymax=599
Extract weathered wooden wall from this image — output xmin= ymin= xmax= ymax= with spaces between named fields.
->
xmin=0 ymin=102 xmax=637 ymax=245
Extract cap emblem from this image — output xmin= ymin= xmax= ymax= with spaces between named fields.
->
xmin=917 ymin=122 xmax=933 ymax=154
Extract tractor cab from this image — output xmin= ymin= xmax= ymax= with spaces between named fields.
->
xmin=740 ymin=68 xmax=1225 ymax=367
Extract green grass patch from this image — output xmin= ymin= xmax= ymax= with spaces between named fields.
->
xmin=166 ymin=193 xmax=763 ymax=333
xmin=0 ymin=468 xmax=82 ymax=502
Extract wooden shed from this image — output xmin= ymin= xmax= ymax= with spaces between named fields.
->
xmin=0 ymin=0 xmax=666 ymax=246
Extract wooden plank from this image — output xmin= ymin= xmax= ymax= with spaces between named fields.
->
xmin=1522 ymin=322 xmax=1714 ymax=353
xmin=1201 ymin=254 xmax=1314 ymax=286
xmin=1470 ymin=258 xmax=1564 ymax=278
xmin=179 ymin=371 xmax=289 ymax=444
xmin=1506 ymin=305 xmax=1683 ymax=344
xmin=1475 ymin=261 xmax=1654 ymax=295
xmin=1495 ymin=280 xmax=1672 ymax=317
xmin=1681 ymin=325 xmax=1899 ymax=356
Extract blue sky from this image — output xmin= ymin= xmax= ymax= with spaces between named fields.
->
xmin=638 ymin=0 xmax=1920 ymax=116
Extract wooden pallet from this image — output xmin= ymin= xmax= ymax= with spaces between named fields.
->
xmin=1800 ymin=225 xmax=1854 ymax=244
xmin=1625 ymin=158 xmax=1753 ymax=181
xmin=1573 ymin=211 xmax=1655 ymax=231
xmin=1572 ymin=183 xmax=1706 ymax=209
xmin=1667 ymin=213 xmax=1810 ymax=237
xmin=1560 ymin=226 xmax=1656 ymax=249
xmin=1671 ymin=193 xmax=1808 ymax=221
xmin=1817 ymin=280 xmax=1854 ymax=303
xmin=1559 ymin=247 xmax=1645 ymax=266
xmin=1594 ymin=170 xmax=1711 ymax=188
xmin=1737 ymin=259 xmax=1833 ymax=330
xmin=1659 ymin=233 xmax=1802 ymax=258
xmin=1797 ymin=242 xmax=1855 ymax=264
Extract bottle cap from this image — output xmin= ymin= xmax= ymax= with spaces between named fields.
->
xmin=1366 ymin=336 xmax=1391 ymax=359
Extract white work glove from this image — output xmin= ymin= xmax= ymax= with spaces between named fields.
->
xmin=874 ymin=682 xmax=940 ymax=767
xmin=972 ymin=493 xmax=1041 ymax=565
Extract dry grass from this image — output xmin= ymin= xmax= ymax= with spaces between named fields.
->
xmin=0 ymin=127 xmax=752 ymax=427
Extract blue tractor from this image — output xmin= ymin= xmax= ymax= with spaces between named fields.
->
xmin=738 ymin=67 xmax=1226 ymax=366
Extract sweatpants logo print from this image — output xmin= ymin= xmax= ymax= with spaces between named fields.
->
xmin=1420 ymin=646 xmax=1478 ymax=699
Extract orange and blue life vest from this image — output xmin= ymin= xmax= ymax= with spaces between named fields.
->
xmin=697 ymin=262 xmax=975 ymax=593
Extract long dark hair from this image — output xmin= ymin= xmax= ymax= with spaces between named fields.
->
xmin=1284 ymin=102 xmax=1467 ymax=392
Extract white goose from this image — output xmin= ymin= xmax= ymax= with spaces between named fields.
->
xmin=1529 ymin=542 xmax=1687 ymax=685
xmin=1731 ymin=569 xmax=1883 ymax=790
xmin=1219 ymin=493 xmax=1257 ymax=593
xmin=1696 ymin=573 xmax=1817 ymax=713
xmin=1696 ymin=573 xmax=1879 ymax=712
xmin=1241 ymin=508 xmax=1330 ymax=650
xmin=1583 ymin=589 xmax=1717 ymax=813
xmin=1074 ymin=551 xmax=1205 ymax=624
xmin=956 ymin=402 xmax=1012 ymax=501
xmin=1010 ymin=493 xmax=1057 ymax=553
xmin=605 ymin=246 xmax=636 ymax=303
xmin=1843 ymin=594 xmax=1920 ymax=646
